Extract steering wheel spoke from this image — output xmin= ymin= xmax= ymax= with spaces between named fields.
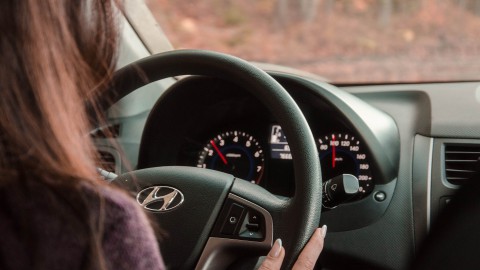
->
xmin=196 ymin=192 xmax=274 ymax=269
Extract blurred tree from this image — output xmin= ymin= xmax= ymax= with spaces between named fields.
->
xmin=457 ymin=0 xmax=467 ymax=9
xmin=475 ymin=1 xmax=480 ymax=16
xmin=301 ymin=0 xmax=320 ymax=22
xmin=324 ymin=0 xmax=335 ymax=14
xmin=379 ymin=0 xmax=393 ymax=27
xmin=274 ymin=0 xmax=320 ymax=27
xmin=275 ymin=0 xmax=289 ymax=27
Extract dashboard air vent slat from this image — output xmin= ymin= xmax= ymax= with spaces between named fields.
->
xmin=90 ymin=124 xmax=120 ymax=139
xmin=444 ymin=145 xmax=480 ymax=185
xmin=98 ymin=150 xmax=117 ymax=174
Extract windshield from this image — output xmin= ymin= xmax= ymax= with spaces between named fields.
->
xmin=146 ymin=0 xmax=480 ymax=84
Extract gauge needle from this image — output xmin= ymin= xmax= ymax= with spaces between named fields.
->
xmin=210 ymin=140 xmax=228 ymax=165
xmin=332 ymin=134 xmax=336 ymax=168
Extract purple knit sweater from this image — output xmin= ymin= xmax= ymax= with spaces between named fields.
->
xmin=0 ymin=181 xmax=165 ymax=270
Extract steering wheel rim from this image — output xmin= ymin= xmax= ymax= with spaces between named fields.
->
xmin=109 ymin=49 xmax=322 ymax=269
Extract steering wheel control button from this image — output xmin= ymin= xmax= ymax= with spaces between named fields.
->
xmin=374 ymin=191 xmax=387 ymax=202
xmin=249 ymin=212 xmax=260 ymax=224
xmin=245 ymin=223 xmax=260 ymax=232
xmin=246 ymin=210 xmax=262 ymax=231
xmin=237 ymin=210 xmax=265 ymax=240
xmin=220 ymin=203 xmax=245 ymax=235
xmin=239 ymin=230 xmax=263 ymax=239
xmin=212 ymin=198 xmax=267 ymax=241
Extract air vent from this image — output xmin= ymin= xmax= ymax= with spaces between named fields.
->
xmin=90 ymin=124 xmax=120 ymax=139
xmin=444 ymin=144 xmax=480 ymax=185
xmin=98 ymin=150 xmax=117 ymax=174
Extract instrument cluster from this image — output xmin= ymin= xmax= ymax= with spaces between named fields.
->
xmin=137 ymin=75 xmax=383 ymax=206
xmin=193 ymin=124 xmax=374 ymax=201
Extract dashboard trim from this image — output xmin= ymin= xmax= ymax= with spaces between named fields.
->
xmin=426 ymin=137 xmax=433 ymax=233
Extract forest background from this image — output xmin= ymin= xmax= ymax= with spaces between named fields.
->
xmin=147 ymin=0 xmax=480 ymax=83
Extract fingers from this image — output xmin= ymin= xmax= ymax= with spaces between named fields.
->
xmin=292 ymin=225 xmax=327 ymax=270
xmin=258 ymin=225 xmax=327 ymax=270
xmin=258 ymin=239 xmax=285 ymax=270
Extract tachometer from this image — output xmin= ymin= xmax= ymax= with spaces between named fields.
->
xmin=197 ymin=130 xmax=265 ymax=184
xmin=318 ymin=133 xmax=374 ymax=198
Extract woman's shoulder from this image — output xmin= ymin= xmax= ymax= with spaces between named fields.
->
xmin=82 ymin=182 xmax=154 ymax=234
xmin=86 ymin=183 xmax=166 ymax=269
xmin=97 ymin=184 xmax=141 ymax=217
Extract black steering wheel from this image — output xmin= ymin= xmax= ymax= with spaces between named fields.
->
xmin=108 ymin=50 xmax=322 ymax=269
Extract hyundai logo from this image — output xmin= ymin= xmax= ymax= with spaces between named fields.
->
xmin=136 ymin=186 xmax=184 ymax=212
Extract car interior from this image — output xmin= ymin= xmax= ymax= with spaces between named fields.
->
xmin=95 ymin=1 xmax=480 ymax=269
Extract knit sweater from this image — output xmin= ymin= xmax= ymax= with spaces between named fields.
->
xmin=0 ymin=181 xmax=165 ymax=270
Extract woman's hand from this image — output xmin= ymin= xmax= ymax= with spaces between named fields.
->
xmin=259 ymin=225 xmax=327 ymax=270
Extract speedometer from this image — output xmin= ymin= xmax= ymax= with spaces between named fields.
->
xmin=318 ymin=133 xmax=374 ymax=198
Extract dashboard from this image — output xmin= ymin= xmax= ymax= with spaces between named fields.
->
xmin=99 ymin=64 xmax=480 ymax=269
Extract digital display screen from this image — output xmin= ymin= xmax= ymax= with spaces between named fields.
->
xmin=269 ymin=125 xmax=292 ymax=160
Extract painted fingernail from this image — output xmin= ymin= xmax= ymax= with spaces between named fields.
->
xmin=272 ymin=238 xmax=282 ymax=257
xmin=321 ymin=225 xmax=327 ymax=238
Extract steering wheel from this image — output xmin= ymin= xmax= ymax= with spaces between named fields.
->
xmin=108 ymin=50 xmax=322 ymax=269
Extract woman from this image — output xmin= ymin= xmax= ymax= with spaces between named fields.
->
xmin=0 ymin=1 xmax=164 ymax=269
xmin=0 ymin=1 xmax=325 ymax=269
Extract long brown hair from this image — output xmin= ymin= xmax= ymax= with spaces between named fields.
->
xmin=0 ymin=0 xmax=120 ymax=268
